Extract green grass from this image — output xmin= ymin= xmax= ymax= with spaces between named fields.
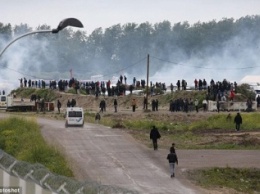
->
xmin=0 ymin=117 xmax=73 ymax=177
xmin=189 ymin=113 xmax=260 ymax=131
xmin=84 ymin=111 xmax=260 ymax=150
xmin=187 ymin=167 xmax=260 ymax=194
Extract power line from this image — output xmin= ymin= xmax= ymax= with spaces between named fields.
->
xmin=102 ymin=56 xmax=147 ymax=78
xmin=1 ymin=56 xmax=147 ymax=81
xmin=1 ymin=66 xmax=39 ymax=79
xmin=150 ymin=55 xmax=260 ymax=70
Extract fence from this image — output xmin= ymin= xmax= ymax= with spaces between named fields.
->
xmin=208 ymin=100 xmax=257 ymax=111
xmin=0 ymin=149 xmax=138 ymax=194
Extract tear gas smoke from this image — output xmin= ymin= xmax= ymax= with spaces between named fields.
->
xmin=1 ymin=27 xmax=260 ymax=95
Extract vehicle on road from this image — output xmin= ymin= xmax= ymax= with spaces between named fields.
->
xmin=0 ymin=94 xmax=54 ymax=112
xmin=0 ymin=95 xmax=36 ymax=111
xmin=65 ymin=107 xmax=84 ymax=128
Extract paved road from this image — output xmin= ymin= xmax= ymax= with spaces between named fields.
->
xmin=38 ymin=118 xmax=200 ymax=194
xmin=1 ymin=113 xmax=259 ymax=194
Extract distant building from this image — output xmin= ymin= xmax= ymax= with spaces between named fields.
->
xmin=240 ymin=75 xmax=260 ymax=95
xmin=240 ymin=75 xmax=260 ymax=85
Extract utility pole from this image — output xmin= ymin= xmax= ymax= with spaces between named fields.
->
xmin=146 ymin=54 xmax=149 ymax=110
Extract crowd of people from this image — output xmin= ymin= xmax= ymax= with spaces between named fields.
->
xmin=16 ymin=76 xmax=259 ymax=114
xmin=17 ymin=76 xmax=241 ymax=98
xmin=13 ymin=76 xmax=257 ymax=180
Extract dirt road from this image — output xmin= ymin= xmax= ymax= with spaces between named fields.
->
xmin=37 ymin=117 xmax=260 ymax=194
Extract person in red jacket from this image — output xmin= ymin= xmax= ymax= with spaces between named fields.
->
xmin=230 ymin=90 xmax=235 ymax=101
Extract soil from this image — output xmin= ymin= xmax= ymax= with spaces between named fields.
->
xmin=53 ymin=91 xmax=260 ymax=150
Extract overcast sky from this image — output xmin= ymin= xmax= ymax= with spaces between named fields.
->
xmin=1 ymin=0 xmax=260 ymax=93
xmin=1 ymin=0 xmax=260 ymax=34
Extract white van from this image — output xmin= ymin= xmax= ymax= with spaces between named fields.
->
xmin=65 ymin=107 xmax=84 ymax=127
xmin=0 ymin=95 xmax=7 ymax=109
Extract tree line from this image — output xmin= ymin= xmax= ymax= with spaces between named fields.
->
xmin=0 ymin=15 xmax=260 ymax=80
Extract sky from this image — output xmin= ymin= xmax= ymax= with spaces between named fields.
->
xmin=1 ymin=0 xmax=260 ymax=93
xmin=1 ymin=0 xmax=260 ymax=34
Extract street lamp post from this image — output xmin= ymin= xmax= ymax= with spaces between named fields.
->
xmin=0 ymin=18 xmax=83 ymax=58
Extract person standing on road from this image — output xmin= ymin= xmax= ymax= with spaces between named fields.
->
xmin=67 ymin=99 xmax=71 ymax=107
xmin=170 ymin=143 xmax=176 ymax=153
xmin=150 ymin=126 xmax=161 ymax=150
xmin=57 ymin=99 xmax=61 ymax=114
xmin=167 ymin=148 xmax=178 ymax=178
xmin=234 ymin=112 xmax=242 ymax=131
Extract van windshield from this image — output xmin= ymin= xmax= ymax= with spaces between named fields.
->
xmin=1 ymin=96 xmax=6 ymax=102
xmin=68 ymin=111 xmax=82 ymax=117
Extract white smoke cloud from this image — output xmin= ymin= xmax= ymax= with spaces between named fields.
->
xmin=1 ymin=24 xmax=260 ymax=95
xmin=150 ymin=30 xmax=260 ymax=87
xmin=0 ymin=34 xmax=60 ymax=94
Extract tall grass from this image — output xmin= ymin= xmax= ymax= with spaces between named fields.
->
xmin=84 ymin=112 xmax=260 ymax=149
xmin=189 ymin=113 xmax=260 ymax=131
xmin=0 ymin=117 xmax=73 ymax=177
xmin=187 ymin=167 xmax=260 ymax=194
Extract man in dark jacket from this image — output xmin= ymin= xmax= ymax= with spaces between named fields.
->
xmin=167 ymin=149 xmax=178 ymax=178
xmin=114 ymin=99 xmax=118 ymax=112
xmin=234 ymin=112 xmax=242 ymax=131
xmin=57 ymin=100 xmax=61 ymax=114
xmin=150 ymin=126 xmax=161 ymax=150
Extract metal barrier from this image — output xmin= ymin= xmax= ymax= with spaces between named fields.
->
xmin=208 ymin=100 xmax=257 ymax=111
xmin=0 ymin=168 xmax=54 ymax=194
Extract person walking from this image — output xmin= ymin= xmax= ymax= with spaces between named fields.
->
xmin=99 ymin=99 xmax=106 ymax=113
xmin=170 ymin=143 xmax=176 ymax=153
xmin=132 ymin=98 xmax=137 ymax=112
xmin=95 ymin=112 xmax=101 ymax=124
xmin=67 ymin=99 xmax=71 ymax=107
xmin=216 ymin=100 xmax=220 ymax=113
xmin=155 ymin=99 xmax=159 ymax=111
xmin=194 ymin=99 xmax=199 ymax=113
xmin=114 ymin=98 xmax=118 ymax=112
xmin=257 ymin=95 xmax=260 ymax=107
xmin=143 ymin=96 xmax=148 ymax=110
xmin=57 ymin=99 xmax=61 ymax=114
xmin=234 ymin=112 xmax=242 ymax=131
xmin=150 ymin=126 xmax=161 ymax=150
xmin=202 ymin=99 xmax=207 ymax=111
xmin=167 ymin=148 xmax=178 ymax=178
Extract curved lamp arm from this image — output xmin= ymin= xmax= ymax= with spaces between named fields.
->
xmin=0 ymin=30 xmax=52 ymax=58
xmin=0 ymin=18 xmax=83 ymax=59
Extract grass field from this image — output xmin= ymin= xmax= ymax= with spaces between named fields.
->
xmin=0 ymin=116 xmax=73 ymax=177
xmin=187 ymin=167 xmax=260 ymax=194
